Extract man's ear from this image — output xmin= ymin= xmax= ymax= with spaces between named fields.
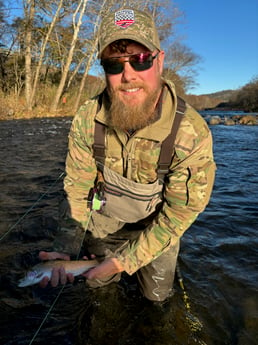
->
xmin=157 ymin=50 xmax=165 ymax=74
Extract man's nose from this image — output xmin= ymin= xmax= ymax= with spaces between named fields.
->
xmin=121 ymin=60 xmax=137 ymax=82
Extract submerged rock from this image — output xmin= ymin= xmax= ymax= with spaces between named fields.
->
xmin=224 ymin=117 xmax=236 ymax=125
xmin=209 ymin=116 xmax=221 ymax=125
xmin=239 ymin=115 xmax=257 ymax=125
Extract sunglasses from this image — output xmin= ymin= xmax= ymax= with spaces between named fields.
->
xmin=101 ymin=52 xmax=159 ymax=75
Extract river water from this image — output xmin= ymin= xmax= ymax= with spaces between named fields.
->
xmin=0 ymin=114 xmax=257 ymax=345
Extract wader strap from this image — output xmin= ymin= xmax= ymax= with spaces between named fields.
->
xmin=157 ymin=96 xmax=186 ymax=181
xmin=93 ymin=121 xmax=105 ymax=167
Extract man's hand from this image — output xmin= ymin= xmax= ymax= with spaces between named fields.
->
xmin=38 ymin=251 xmax=74 ymax=288
xmin=38 ymin=251 xmax=124 ymax=287
xmin=83 ymin=257 xmax=124 ymax=280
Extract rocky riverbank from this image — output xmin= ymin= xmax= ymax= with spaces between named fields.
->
xmin=203 ymin=114 xmax=258 ymax=126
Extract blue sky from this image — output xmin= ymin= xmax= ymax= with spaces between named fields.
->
xmin=173 ymin=0 xmax=258 ymax=95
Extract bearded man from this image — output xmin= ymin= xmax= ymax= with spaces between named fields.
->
xmin=39 ymin=8 xmax=216 ymax=302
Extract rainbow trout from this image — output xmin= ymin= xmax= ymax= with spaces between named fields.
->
xmin=18 ymin=259 xmax=98 ymax=287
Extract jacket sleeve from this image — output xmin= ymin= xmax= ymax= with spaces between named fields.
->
xmin=63 ymin=105 xmax=97 ymax=230
xmin=52 ymin=105 xmax=97 ymax=255
xmin=116 ymin=106 xmax=216 ymax=274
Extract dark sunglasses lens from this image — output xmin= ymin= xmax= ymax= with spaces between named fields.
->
xmin=102 ymin=60 xmax=123 ymax=74
xmin=102 ymin=53 xmax=156 ymax=74
xmin=130 ymin=53 xmax=153 ymax=71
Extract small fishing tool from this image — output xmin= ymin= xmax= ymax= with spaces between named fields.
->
xmin=87 ymin=181 xmax=106 ymax=212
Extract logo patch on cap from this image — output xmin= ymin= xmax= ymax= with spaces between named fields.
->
xmin=115 ymin=9 xmax=135 ymax=29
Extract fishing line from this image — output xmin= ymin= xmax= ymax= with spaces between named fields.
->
xmin=28 ymin=210 xmax=93 ymax=345
xmin=0 ymin=171 xmax=65 ymax=242
xmin=28 ymin=284 xmax=66 ymax=345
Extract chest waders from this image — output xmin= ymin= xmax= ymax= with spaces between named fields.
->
xmin=86 ymin=96 xmax=186 ymax=302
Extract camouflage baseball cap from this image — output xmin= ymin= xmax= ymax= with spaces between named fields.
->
xmin=98 ymin=8 xmax=161 ymax=56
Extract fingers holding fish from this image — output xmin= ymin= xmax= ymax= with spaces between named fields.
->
xmin=38 ymin=265 xmax=75 ymax=288
xmin=37 ymin=251 xmax=73 ymax=287
xmin=39 ymin=250 xmax=70 ymax=262
xmin=83 ymin=258 xmax=124 ymax=280
xmin=82 ymin=253 xmax=96 ymax=260
xmin=39 ymin=275 xmax=50 ymax=288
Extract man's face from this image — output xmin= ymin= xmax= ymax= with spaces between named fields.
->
xmin=103 ymin=42 xmax=164 ymax=107
xmin=101 ymin=42 xmax=165 ymax=130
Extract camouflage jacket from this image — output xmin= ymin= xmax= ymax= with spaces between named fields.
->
xmin=63 ymin=79 xmax=216 ymax=274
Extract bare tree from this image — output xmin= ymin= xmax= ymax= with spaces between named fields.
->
xmin=0 ymin=0 xmax=7 ymax=45
xmin=23 ymin=0 xmax=35 ymax=111
xmin=164 ymin=42 xmax=202 ymax=92
xmin=50 ymin=0 xmax=89 ymax=112
xmin=72 ymin=0 xmax=110 ymax=112
xmin=72 ymin=29 xmax=99 ymax=112
xmin=30 ymin=0 xmax=64 ymax=107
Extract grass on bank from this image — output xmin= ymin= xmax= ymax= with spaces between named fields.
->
xmin=0 ymin=81 xmax=104 ymax=120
